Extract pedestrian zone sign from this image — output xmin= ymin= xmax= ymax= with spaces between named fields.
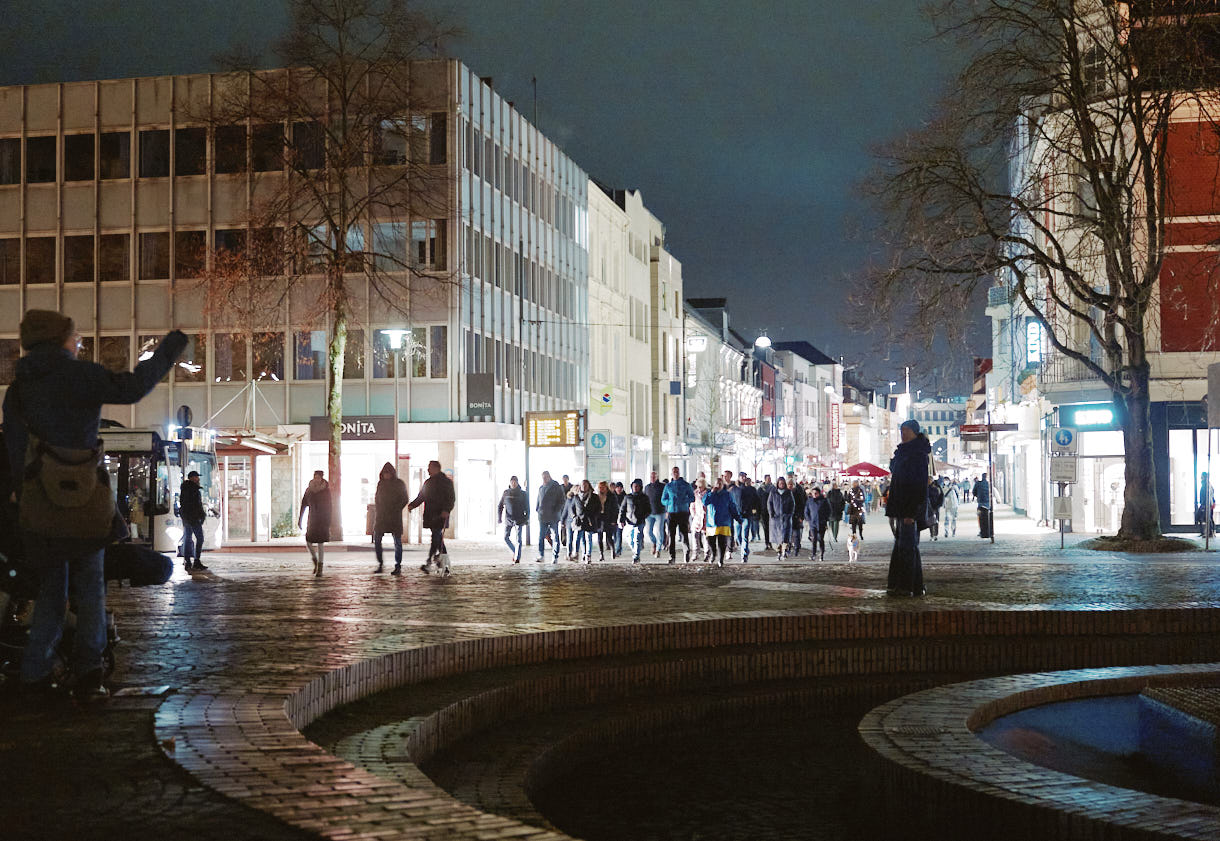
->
xmin=587 ymin=429 xmax=611 ymax=457
xmin=1053 ymin=495 xmax=1073 ymax=520
xmin=1050 ymin=427 xmax=1078 ymax=454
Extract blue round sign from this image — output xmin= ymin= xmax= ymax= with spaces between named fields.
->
xmin=1054 ymin=428 xmax=1074 ymax=447
xmin=591 ymin=432 xmax=607 ymax=450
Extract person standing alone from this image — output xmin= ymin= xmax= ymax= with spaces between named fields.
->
xmin=179 ymin=470 xmax=208 ymax=572
xmin=885 ymin=419 xmax=931 ymax=597
xmin=372 ymin=462 xmax=409 ymax=575
xmin=299 ymin=470 xmax=332 ymax=577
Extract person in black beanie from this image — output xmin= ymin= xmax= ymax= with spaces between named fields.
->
xmin=885 ymin=418 xmax=931 ymax=597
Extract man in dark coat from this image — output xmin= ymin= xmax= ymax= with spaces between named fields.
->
xmin=805 ymin=487 xmax=832 ymax=561
xmin=535 ymin=471 xmax=565 ymax=563
xmin=643 ymin=470 xmax=667 ymax=557
xmin=789 ymin=474 xmax=807 ymax=553
xmin=498 ymin=475 xmax=529 ymax=563
xmin=885 ymin=420 xmax=932 ymax=597
xmin=730 ymin=472 xmax=761 ymax=561
xmin=3 ymin=310 xmax=185 ymax=699
xmin=409 ymin=460 xmax=456 ymax=576
xmin=619 ymin=478 xmax=652 ymax=563
xmin=179 ymin=470 xmax=208 ymax=572
xmin=299 ymin=470 xmax=332 ymax=577
xmin=758 ymin=474 xmax=775 ymax=550
xmin=826 ymin=482 xmax=845 ymax=544
xmin=973 ymin=474 xmax=992 ymax=538
xmin=373 ymin=462 xmax=409 ymax=575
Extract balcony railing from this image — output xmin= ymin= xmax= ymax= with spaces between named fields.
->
xmin=987 ymin=285 xmax=1013 ymax=308
xmin=1040 ymin=353 xmax=1102 ymax=385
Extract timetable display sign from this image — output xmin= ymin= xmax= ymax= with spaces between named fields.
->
xmin=526 ymin=411 xmax=584 ymax=447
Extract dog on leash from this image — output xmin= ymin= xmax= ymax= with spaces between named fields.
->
xmin=847 ymin=534 xmax=860 ymax=563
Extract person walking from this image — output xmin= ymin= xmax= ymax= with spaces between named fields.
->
xmin=597 ymin=480 xmax=620 ymax=561
xmin=731 ymin=472 xmax=761 ymax=562
xmin=847 ymin=479 xmax=867 ymax=539
xmin=408 ymin=460 xmax=456 ymax=576
xmin=885 ymin=419 xmax=931 ymax=597
xmin=789 ymin=475 xmax=807 ymax=554
xmin=661 ymin=466 xmax=695 ymax=563
xmin=576 ymin=479 xmax=601 ymax=563
xmin=535 ymin=471 xmax=565 ymax=563
xmin=702 ymin=477 xmax=740 ymax=567
xmin=927 ymin=475 xmax=945 ymax=541
xmin=561 ymin=485 xmax=580 ymax=560
xmin=612 ymin=482 xmax=627 ymax=557
xmin=941 ymin=480 xmax=960 ymax=537
xmin=4 ymin=311 xmax=185 ymax=699
xmin=973 ymin=474 xmax=992 ymax=538
xmin=372 ymin=462 xmax=409 ymax=574
xmin=826 ymin=482 xmax=845 ymax=545
xmin=299 ymin=470 xmax=333 ymax=577
xmin=758 ymin=474 xmax=775 ymax=551
xmin=767 ymin=477 xmax=795 ymax=559
xmin=558 ymin=474 xmax=573 ymax=551
xmin=497 ymin=475 xmax=529 ymax=563
xmin=690 ymin=477 xmax=709 ymax=561
xmin=644 ymin=470 xmax=667 ymax=557
xmin=806 ymin=487 xmax=831 ymax=561
xmin=619 ymin=478 xmax=652 ymax=563
xmin=178 ymin=469 xmax=208 ymax=572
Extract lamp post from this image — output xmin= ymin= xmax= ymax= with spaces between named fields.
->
xmin=380 ymin=329 xmax=410 ymax=465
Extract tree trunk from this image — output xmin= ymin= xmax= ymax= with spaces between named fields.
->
xmin=327 ymin=296 xmax=348 ymax=540
xmin=1117 ymin=361 xmax=1160 ymax=540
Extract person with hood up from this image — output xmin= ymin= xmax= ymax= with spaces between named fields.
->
xmin=299 ymin=470 xmax=333 ymax=577
xmin=619 ymin=478 xmax=652 ymax=563
xmin=661 ymin=466 xmax=696 ymax=563
xmin=576 ymin=479 xmax=602 ymax=564
xmin=805 ymin=486 xmax=832 ymax=561
xmin=826 ymin=482 xmax=845 ymax=545
xmin=535 ymin=471 xmax=566 ymax=563
xmin=702 ymin=477 xmax=740 ymax=567
xmin=973 ymin=474 xmax=992 ymax=538
xmin=597 ymin=480 xmax=620 ymax=561
xmin=643 ymin=470 xmax=667 ymax=557
xmin=408 ymin=460 xmax=456 ymax=576
xmin=885 ymin=419 xmax=932 ymax=597
xmin=497 ymin=475 xmax=529 ymax=563
xmin=767 ymin=477 xmax=795 ymax=559
xmin=372 ymin=462 xmax=410 ymax=574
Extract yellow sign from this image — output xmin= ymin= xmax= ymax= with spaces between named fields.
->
xmin=526 ymin=411 xmax=584 ymax=447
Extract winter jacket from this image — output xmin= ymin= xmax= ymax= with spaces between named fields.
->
xmin=928 ymin=481 xmax=945 ymax=511
xmin=536 ymin=479 xmax=566 ymax=524
xmin=599 ymin=492 xmax=620 ymax=530
xmin=885 ymin=435 xmax=932 ymax=523
xmin=644 ymin=480 xmax=666 ymax=516
xmin=691 ymin=491 xmax=708 ymax=532
xmin=973 ymin=478 xmax=991 ymax=509
xmin=732 ymin=483 xmax=762 ymax=519
xmin=826 ymin=487 xmax=846 ymax=518
xmin=408 ymin=471 xmax=455 ymax=530
xmin=561 ymin=492 xmax=579 ymax=527
xmin=299 ymin=478 xmax=333 ymax=543
xmin=703 ymin=488 xmax=740 ymax=530
xmin=179 ymin=479 xmax=205 ymax=525
xmin=373 ymin=464 xmax=409 ymax=535
xmin=846 ymin=487 xmax=867 ymax=523
xmin=577 ymin=491 xmax=601 ymax=531
xmin=4 ymin=331 xmax=187 ymax=481
xmin=943 ymin=485 xmax=959 ymax=513
xmin=767 ymin=488 xmax=795 ymax=545
xmin=619 ymin=491 xmax=652 ymax=526
xmin=805 ymin=495 xmax=831 ymax=533
xmin=498 ymin=485 xmax=529 ymax=525
xmin=791 ymin=484 xmax=808 ymax=526
xmin=661 ymin=477 xmax=695 ymax=513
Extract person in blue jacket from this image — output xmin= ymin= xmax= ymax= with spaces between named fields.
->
xmin=702 ymin=477 xmax=740 ymax=567
xmin=660 ymin=466 xmax=695 ymax=563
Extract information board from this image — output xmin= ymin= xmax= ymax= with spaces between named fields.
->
xmin=1049 ymin=457 xmax=1078 ymax=484
xmin=1053 ymin=495 xmax=1073 ymax=520
xmin=525 ymin=410 xmax=584 ymax=448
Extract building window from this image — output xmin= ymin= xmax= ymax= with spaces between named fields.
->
xmin=25 ymin=237 xmax=55 ymax=284
xmin=430 ymin=325 xmax=447 ymax=378
xmin=251 ymin=332 xmax=284 ymax=381
xmin=0 ymin=338 xmax=19 ymax=384
xmin=215 ymin=228 xmax=245 ymax=259
xmin=98 ymin=336 xmax=129 ymax=372
xmin=99 ymin=234 xmax=129 ymax=282
xmin=290 ymin=121 xmax=324 ymax=171
xmin=371 ymin=329 xmax=402 ymax=379
xmin=136 ymin=335 xmax=171 ymax=382
xmin=139 ymin=232 xmax=170 ymax=279
xmin=174 ymin=333 xmax=207 ymax=382
xmin=175 ymin=230 xmax=206 ymax=278
xmin=64 ymin=134 xmax=95 ymax=182
xmin=25 ymin=136 xmax=56 ymax=183
xmin=411 ymin=219 xmax=445 ymax=267
xmin=64 ymin=235 xmax=93 ymax=283
xmin=294 ymin=330 xmax=327 ymax=380
xmin=215 ymin=125 xmax=246 ymax=174
xmin=138 ymin=129 xmax=169 ymax=178
xmin=343 ymin=328 xmax=365 ymax=379
xmin=175 ymin=127 xmax=206 ymax=176
xmin=429 ymin=112 xmax=447 ymax=164
xmin=251 ymin=124 xmax=282 ymax=171
xmin=99 ymin=132 xmax=130 ymax=179
xmin=0 ymin=138 xmax=19 ymax=184
xmin=372 ymin=221 xmax=406 ymax=272
xmin=0 ymin=239 xmax=18 ymax=285
xmin=375 ymin=120 xmax=408 ymax=165
xmin=213 ymin=333 xmax=248 ymax=382
xmin=78 ymin=336 xmax=94 ymax=361
xmin=411 ymin=327 xmax=428 ymax=377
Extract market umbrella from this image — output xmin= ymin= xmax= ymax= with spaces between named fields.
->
xmin=843 ymin=462 xmax=890 ymax=477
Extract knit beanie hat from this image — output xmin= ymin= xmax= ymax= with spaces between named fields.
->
xmin=20 ymin=309 xmax=75 ymax=350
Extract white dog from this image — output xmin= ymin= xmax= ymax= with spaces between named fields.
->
xmin=847 ymin=534 xmax=860 ymax=563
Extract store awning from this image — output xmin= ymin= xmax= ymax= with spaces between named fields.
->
xmin=215 ymin=430 xmax=292 ymax=456
xmin=843 ymin=462 xmax=890 ymax=477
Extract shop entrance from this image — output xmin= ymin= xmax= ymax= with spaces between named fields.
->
xmin=1168 ymin=428 xmax=1220 ymax=529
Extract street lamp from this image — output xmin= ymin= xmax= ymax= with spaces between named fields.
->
xmin=380 ymin=328 xmax=410 ymax=465
xmin=754 ymin=333 xmax=772 ymax=349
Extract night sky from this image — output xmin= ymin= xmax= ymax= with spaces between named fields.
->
xmin=0 ymin=0 xmax=979 ymax=390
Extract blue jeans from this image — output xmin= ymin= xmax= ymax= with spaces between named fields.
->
xmin=734 ymin=518 xmax=753 ymax=558
xmin=503 ymin=522 xmax=524 ymax=561
xmin=627 ymin=523 xmax=646 ymax=559
xmin=793 ymin=522 xmax=804 ymax=552
xmin=748 ymin=516 xmax=760 ymax=541
xmin=374 ymin=531 xmax=403 ymax=566
xmin=614 ymin=525 xmax=623 ymax=555
xmin=182 ymin=519 xmax=204 ymax=563
xmin=21 ymin=534 xmax=106 ymax=683
xmin=645 ymin=514 xmax=666 ymax=549
xmin=537 ymin=521 xmax=560 ymax=559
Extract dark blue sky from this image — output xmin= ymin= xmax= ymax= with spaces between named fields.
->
xmin=0 ymin=1 xmax=977 ymax=388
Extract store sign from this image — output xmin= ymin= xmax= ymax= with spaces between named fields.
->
xmin=466 ymin=373 xmax=494 ymax=418
xmin=1059 ymin=402 xmax=1119 ymax=430
xmin=1026 ymin=319 xmax=1043 ymax=364
xmin=830 ymin=403 xmax=841 ymax=449
xmin=309 ymin=415 xmax=394 ymax=441
xmin=685 ymin=335 xmax=707 ymax=352
xmin=525 ymin=410 xmax=584 ymax=447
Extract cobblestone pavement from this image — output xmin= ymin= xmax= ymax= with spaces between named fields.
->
xmin=1 ymin=507 xmax=1218 ymax=839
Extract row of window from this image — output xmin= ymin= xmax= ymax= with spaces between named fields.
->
xmin=0 ymin=221 xmax=447 ymax=284
xmin=0 ymin=114 xmax=446 ymax=185
xmin=464 ymin=119 xmax=574 ymax=233
xmin=464 ymin=224 xmax=578 ymax=318
xmin=464 ymin=328 xmax=578 ymax=403
xmin=0 ymin=326 xmax=448 ymax=386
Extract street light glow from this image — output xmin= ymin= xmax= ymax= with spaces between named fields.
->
xmin=380 ymin=328 xmax=410 ymax=350
xmin=754 ymin=334 xmax=772 ymax=349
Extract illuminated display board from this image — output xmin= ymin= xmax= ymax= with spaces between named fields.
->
xmin=525 ymin=411 xmax=584 ymax=447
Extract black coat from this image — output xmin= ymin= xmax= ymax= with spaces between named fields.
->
xmin=599 ymin=493 xmax=621 ymax=530
xmin=826 ymin=487 xmax=846 ymax=518
xmin=409 ymin=472 xmax=455 ymax=530
xmin=791 ymin=484 xmax=808 ymax=525
xmin=299 ymin=480 xmax=333 ymax=543
xmin=577 ymin=492 xmax=601 ymax=530
xmin=498 ymin=486 xmax=529 ymax=525
xmin=620 ymin=491 xmax=652 ymax=526
xmin=373 ymin=470 xmax=409 ymax=535
xmin=885 ymin=435 xmax=932 ymax=524
xmin=644 ymin=480 xmax=665 ymax=515
xmin=179 ymin=479 xmax=205 ymax=525
xmin=536 ymin=480 xmax=566 ymax=523
xmin=805 ymin=495 xmax=831 ymax=532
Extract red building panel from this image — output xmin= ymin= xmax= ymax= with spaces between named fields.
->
xmin=1159 ymin=251 xmax=1220 ymax=352
xmin=1166 ymin=120 xmax=1220 ymax=218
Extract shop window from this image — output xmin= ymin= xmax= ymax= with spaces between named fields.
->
xmin=251 ymin=331 xmax=284 ymax=381
xmin=139 ymin=232 xmax=170 ymax=279
xmin=0 ymin=338 xmax=19 ymax=384
xmin=175 ymin=230 xmax=207 ymax=278
xmin=343 ymin=328 xmax=365 ymax=379
xmin=175 ymin=127 xmax=206 ymax=176
xmin=98 ymin=336 xmax=129 ymax=372
xmin=99 ymin=132 xmax=130 ymax=179
xmin=213 ymin=333 xmax=248 ymax=382
xmin=429 ymin=325 xmax=447 ymax=378
xmin=215 ymin=125 xmax=246 ymax=174
xmin=0 ymin=238 xmax=18 ymax=284
xmin=251 ymin=124 xmax=282 ymax=171
xmin=137 ymin=335 xmax=170 ymax=382
xmin=64 ymin=235 xmax=94 ymax=283
xmin=99 ymin=234 xmax=129 ymax=282
xmin=25 ymin=136 xmax=56 ymax=183
xmin=64 ymin=134 xmax=95 ymax=182
xmin=291 ymin=121 xmax=324 ymax=170
xmin=138 ymin=129 xmax=169 ymax=178
xmin=174 ymin=332 xmax=207 ymax=382
xmin=0 ymin=138 xmax=19 ymax=184
xmin=294 ymin=330 xmax=327 ymax=380
xmin=25 ymin=237 xmax=55 ymax=284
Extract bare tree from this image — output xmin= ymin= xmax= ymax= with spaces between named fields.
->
xmin=861 ymin=0 xmax=1220 ymax=540
xmin=194 ymin=0 xmax=458 ymax=535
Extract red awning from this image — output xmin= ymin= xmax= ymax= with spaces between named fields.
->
xmin=843 ymin=461 xmax=890 ymax=477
